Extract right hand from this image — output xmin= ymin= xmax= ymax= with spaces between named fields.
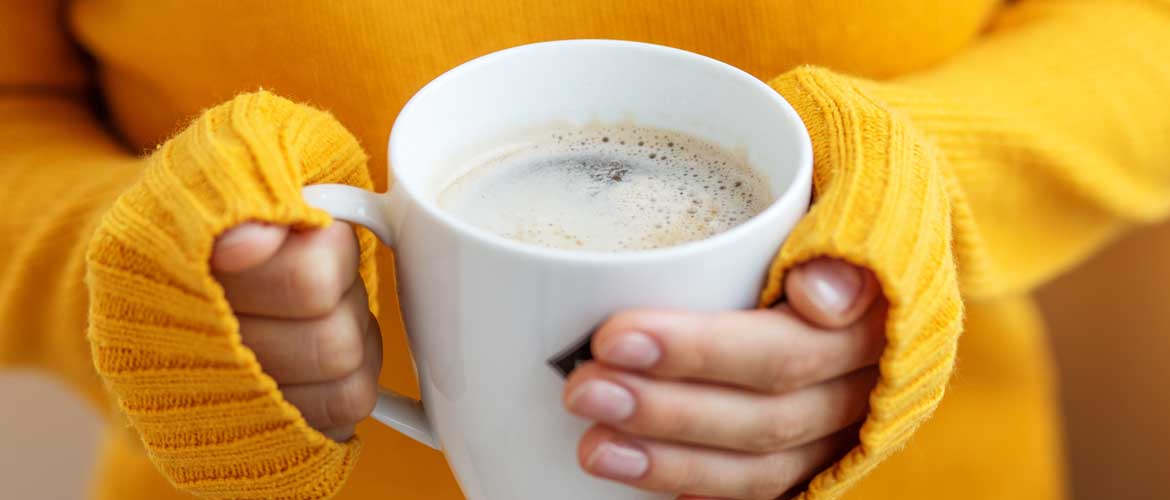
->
xmin=211 ymin=221 xmax=381 ymax=442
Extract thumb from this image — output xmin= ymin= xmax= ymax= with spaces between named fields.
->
xmin=211 ymin=222 xmax=289 ymax=273
xmin=783 ymin=257 xmax=879 ymax=329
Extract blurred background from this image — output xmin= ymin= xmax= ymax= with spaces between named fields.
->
xmin=2 ymin=222 xmax=1169 ymax=500
xmin=1035 ymin=222 xmax=1170 ymax=500
xmin=0 ymin=371 xmax=101 ymax=500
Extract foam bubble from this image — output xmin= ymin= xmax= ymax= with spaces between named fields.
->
xmin=438 ymin=126 xmax=773 ymax=252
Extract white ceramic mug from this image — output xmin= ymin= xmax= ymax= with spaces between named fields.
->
xmin=303 ymin=39 xmax=812 ymax=500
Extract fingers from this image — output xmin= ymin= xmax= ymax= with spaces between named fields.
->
xmin=577 ymin=261 xmax=882 ymax=498
xmin=215 ymin=221 xmax=360 ymax=318
xmin=238 ymin=280 xmax=371 ymax=384
xmin=592 ymin=306 xmax=886 ymax=394
xmin=579 ymin=424 xmax=857 ymax=499
xmin=211 ymin=223 xmax=289 ymax=273
xmin=281 ymin=315 xmax=383 ymax=435
xmin=784 ymin=257 xmax=879 ymax=329
xmin=212 ymin=220 xmax=375 ymax=442
xmin=565 ymin=364 xmax=876 ymax=454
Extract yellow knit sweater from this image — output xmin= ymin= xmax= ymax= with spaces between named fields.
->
xmin=3 ymin=1 xmax=1169 ymax=499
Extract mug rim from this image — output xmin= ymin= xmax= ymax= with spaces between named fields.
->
xmin=387 ymin=39 xmax=812 ymax=264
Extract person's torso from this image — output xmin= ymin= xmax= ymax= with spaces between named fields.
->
xmin=73 ymin=0 xmax=1001 ymax=178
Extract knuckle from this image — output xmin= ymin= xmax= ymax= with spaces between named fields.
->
xmin=764 ymin=347 xmax=822 ymax=393
xmin=744 ymin=456 xmax=798 ymax=499
xmin=788 ymin=354 xmax=823 ymax=388
xmin=751 ymin=406 xmax=804 ymax=452
xmin=661 ymin=411 xmax=697 ymax=440
xmin=286 ymin=247 xmax=344 ymax=315
xmin=637 ymin=398 xmax=694 ymax=439
xmin=328 ymin=371 xmax=378 ymax=425
xmin=745 ymin=476 xmax=790 ymax=500
xmin=314 ymin=311 xmax=365 ymax=379
xmin=703 ymin=310 xmax=759 ymax=368
xmin=686 ymin=313 xmax=731 ymax=372
xmin=654 ymin=455 xmax=705 ymax=493
xmin=756 ymin=355 xmax=788 ymax=393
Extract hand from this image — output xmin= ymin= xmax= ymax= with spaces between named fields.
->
xmin=565 ymin=258 xmax=885 ymax=499
xmin=211 ymin=221 xmax=380 ymax=442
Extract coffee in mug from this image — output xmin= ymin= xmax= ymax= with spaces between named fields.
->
xmin=438 ymin=126 xmax=773 ymax=252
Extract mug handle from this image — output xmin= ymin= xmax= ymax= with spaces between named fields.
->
xmin=302 ymin=184 xmax=439 ymax=450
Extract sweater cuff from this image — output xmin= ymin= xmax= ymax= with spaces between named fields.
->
xmin=86 ymin=91 xmax=379 ymax=499
xmin=765 ymin=67 xmax=963 ymax=499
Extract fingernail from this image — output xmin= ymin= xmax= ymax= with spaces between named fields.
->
xmin=599 ymin=332 xmax=661 ymax=369
xmin=566 ymin=380 xmax=636 ymax=423
xmin=586 ymin=440 xmax=649 ymax=479
xmin=802 ymin=258 xmax=863 ymax=314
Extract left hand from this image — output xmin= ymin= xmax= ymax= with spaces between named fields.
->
xmin=564 ymin=258 xmax=885 ymax=500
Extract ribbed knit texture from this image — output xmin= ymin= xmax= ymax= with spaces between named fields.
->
xmin=85 ymin=92 xmax=380 ymax=499
xmin=759 ymin=4 xmax=1170 ymax=497
xmin=2 ymin=1 xmax=1169 ymax=499
xmin=764 ymin=68 xmax=963 ymax=498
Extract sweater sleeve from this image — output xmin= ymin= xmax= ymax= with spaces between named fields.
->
xmin=3 ymin=4 xmax=380 ymax=497
xmin=763 ymin=1 xmax=1170 ymax=498
xmin=84 ymin=91 xmax=381 ymax=499
xmin=0 ymin=97 xmax=142 ymax=407
xmin=0 ymin=1 xmax=136 ymax=407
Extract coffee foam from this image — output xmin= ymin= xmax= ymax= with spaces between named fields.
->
xmin=438 ymin=126 xmax=773 ymax=252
